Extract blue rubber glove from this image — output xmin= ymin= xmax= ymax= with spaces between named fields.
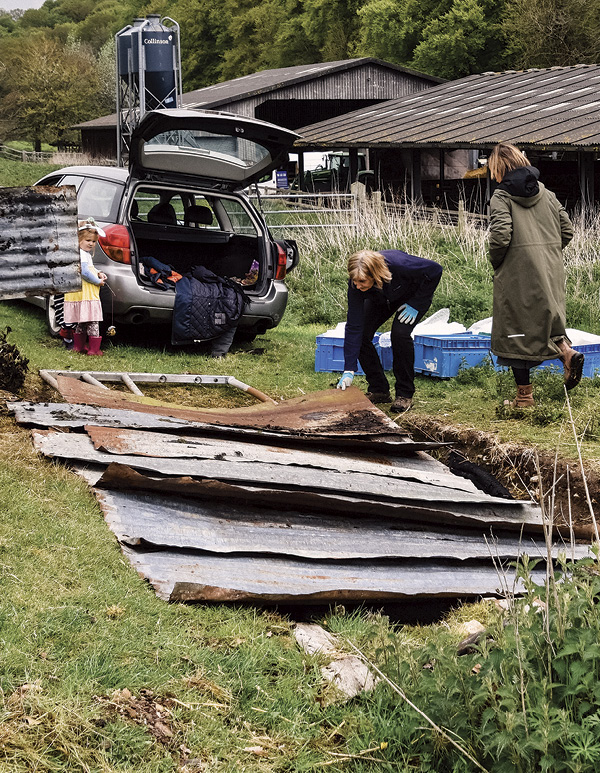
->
xmin=397 ymin=303 xmax=418 ymax=324
xmin=337 ymin=371 xmax=354 ymax=390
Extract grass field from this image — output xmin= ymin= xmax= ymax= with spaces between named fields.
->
xmin=2 ymin=161 xmax=600 ymax=771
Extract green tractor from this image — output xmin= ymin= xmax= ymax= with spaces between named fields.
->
xmin=300 ymin=152 xmax=374 ymax=193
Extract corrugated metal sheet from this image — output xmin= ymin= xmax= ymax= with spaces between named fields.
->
xmin=295 ymin=64 xmax=600 ymax=151
xmin=13 ymin=383 xmax=591 ymax=604
xmin=31 ymin=430 xmax=512 ymax=507
xmin=97 ymin=488 xmax=589 ymax=562
xmin=96 ymin=463 xmax=558 ymax=536
xmin=51 ymin=378 xmax=430 ymax=443
xmin=122 ymin=547 xmax=549 ymax=603
xmin=8 ymin=400 xmax=446 ymax=451
xmin=0 ymin=186 xmax=80 ymax=300
xmin=85 ymin=426 xmax=475 ymax=492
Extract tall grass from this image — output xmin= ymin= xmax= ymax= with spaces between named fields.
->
xmin=282 ymin=197 xmax=600 ymax=333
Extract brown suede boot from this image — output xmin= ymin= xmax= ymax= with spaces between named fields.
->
xmin=504 ymin=384 xmax=534 ymax=408
xmin=557 ymin=339 xmax=584 ymax=390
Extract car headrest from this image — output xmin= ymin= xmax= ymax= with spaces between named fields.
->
xmin=185 ymin=205 xmax=213 ymax=227
xmin=147 ymin=202 xmax=177 ymax=225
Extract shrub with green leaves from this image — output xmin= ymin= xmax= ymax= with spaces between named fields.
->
xmin=351 ymin=556 xmax=600 ymax=772
xmin=0 ymin=326 xmax=29 ymax=392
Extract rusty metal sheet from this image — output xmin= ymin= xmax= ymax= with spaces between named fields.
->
xmin=96 ymin=464 xmax=560 ymax=535
xmin=32 ymin=430 xmax=523 ymax=507
xmin=9 ymin=400 xmax=448 ymax=451
xmin=96 ymin=488 xmax=590 ymax=563
xmin=53 ymin=378 xmax=407 ymax=436
xmin=121 ymin=546 xmax=548 ymax=602
xmin=85 ymin=426 xmax=480 ymax=494
xmin=0 ymin=186 xmax=80 ymax=300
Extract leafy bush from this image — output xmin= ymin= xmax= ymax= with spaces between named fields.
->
xmin=356 ymin=556 xmax=600 ymax=772
xmin=0 ymin=326 xmax=29 ymax=392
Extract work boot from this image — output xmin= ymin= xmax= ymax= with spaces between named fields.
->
xmin=86 ymin=336 xmax=103 ymax=356
xmin=557 ymin=339 xmax=584 ymax=390
xmin=391 ymin=396 xmax=413 ymax=413
xmin=504 ymin=384 xmax=534 ymax=408
xmin=72 ymin=332 xmax=87 ymax=353
xmin=365 ymin=390 xmax=391 ymax=404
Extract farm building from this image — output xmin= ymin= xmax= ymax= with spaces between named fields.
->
xmin=294 ymin=64 xmax=600 ymax=212
xmin=75 ymin=58 xmax=443 ymax=162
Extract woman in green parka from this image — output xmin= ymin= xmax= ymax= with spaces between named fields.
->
xmin=487 ymin=142 xmax=584 ymax=408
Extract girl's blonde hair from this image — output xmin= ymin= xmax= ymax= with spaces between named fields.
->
xmin=78 ymin=219 xmax=99 ymax=252
xmin=347 ymin=250 xmax=392 ymax=289
xmin=487 ymin=142 xmax=530 ymax=183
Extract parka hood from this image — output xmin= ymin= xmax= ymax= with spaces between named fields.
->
xmin=497 ymin=165 xmax=542 ymax=207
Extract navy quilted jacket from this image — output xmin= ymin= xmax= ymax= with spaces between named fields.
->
xmin=172 ymin=266 xmax=248 ymax=345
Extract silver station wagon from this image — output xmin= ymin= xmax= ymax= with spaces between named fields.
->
xmin=34 ymin=109 xmax=300 ymax=341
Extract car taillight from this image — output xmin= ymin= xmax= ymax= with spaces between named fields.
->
xmin=275 ymin=243 xmax=287 ymax=280
xmin=98 ymin=224 xmax=131 ymax=264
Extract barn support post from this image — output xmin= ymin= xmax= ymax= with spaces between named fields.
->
xmin=349 ymin=148 xmax=359 ymax=190
xmin=579 ymin=151 xmax=595 ymax=212
xmin=411 ymin=150 xmax=422 ymax=205
xmin=297 ymin=152 xmax=305 ymax=190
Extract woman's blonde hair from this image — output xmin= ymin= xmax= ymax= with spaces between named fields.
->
xmin=487 ymin=143 xmax=530 ymax=183
xmin=347 ymin=250 xmax=391 ymax=289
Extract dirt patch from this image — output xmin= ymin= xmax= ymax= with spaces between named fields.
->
xmin=405 ymin=414 xmax=600 ymax=531
xmin=94 ymin=687 xmax=176 ymax=744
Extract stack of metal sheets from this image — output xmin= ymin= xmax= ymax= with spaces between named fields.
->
xmin=9 ymin=381 xmax=590 ymax=603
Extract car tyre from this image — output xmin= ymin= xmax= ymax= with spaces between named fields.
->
xmin=46 ymin=297 xmax=62 ymax=337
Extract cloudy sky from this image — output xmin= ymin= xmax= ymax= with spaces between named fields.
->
xmin=0 ymin=0 xmax=45 ymax=10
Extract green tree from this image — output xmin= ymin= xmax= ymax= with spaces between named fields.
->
xmin=1 ymin=34 xmax=101 ymax=149
xmin=357 ymin=0 xmax=452 ymax=65
xmin=300 ymin=0 xmax=365 ymax=61
xmin=410 ymin=0 xmax=507 ymax=78
xmin=503 ymin=0 xmax=600 ymax=68
xmin=170 ymin=0 xmax=232 ymax=89
xmin=268 ymin=0 xmax=320 ymax=68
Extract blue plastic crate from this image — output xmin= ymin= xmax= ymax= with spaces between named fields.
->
xmin=379 ymin=342 xmax=393 ymax=371
xmin=493 ymin=343 xmax=600 ymax=379
xmin=315 ymin=333 xmax=384 ymax=374
xmin=414 ymin=332 xmax=492 ymax=378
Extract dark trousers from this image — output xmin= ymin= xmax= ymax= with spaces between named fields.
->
xmin=358 ymin=296 xmax=423 ymax=398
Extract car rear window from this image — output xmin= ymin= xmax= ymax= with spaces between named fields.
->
xmin=219 ymin=199 xmax=258 ymax=235
xmin=76 ymin=177 xmax=123 ymax=222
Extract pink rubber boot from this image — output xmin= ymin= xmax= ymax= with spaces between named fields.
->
xmin=86 ymin=336 xmax=103 ymax=356
xmin=72 ymin=332 xmax=87 ymax=353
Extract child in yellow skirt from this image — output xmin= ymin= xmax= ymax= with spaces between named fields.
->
xmin=64 ymin=218 xmax=107 ymax=355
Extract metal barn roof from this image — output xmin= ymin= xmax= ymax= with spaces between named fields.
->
xmin=182 ymin=58 xmax=443 ymax=110
xmin=74 ymin=58 xmax=442 ymax=131
xmin=295 ymin=64 xmax=600 ymax=151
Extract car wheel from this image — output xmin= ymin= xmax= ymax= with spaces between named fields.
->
xmin=46 ymin=297 xmax=62 ymax=337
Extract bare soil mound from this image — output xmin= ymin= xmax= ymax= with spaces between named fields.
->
xmin=406 ymin=414 xmax=600 ymax=532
